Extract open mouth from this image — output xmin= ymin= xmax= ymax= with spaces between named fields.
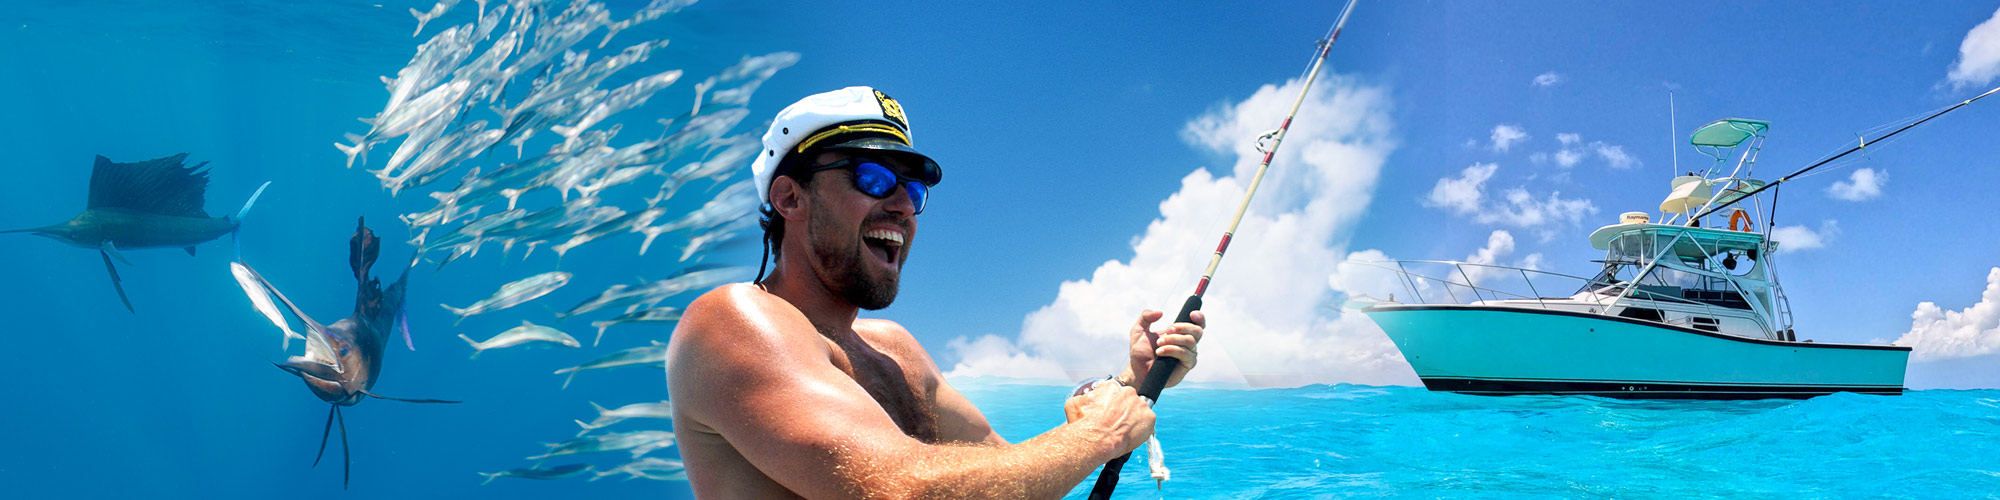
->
xmin=862 ymin=228 xmax=905 ymax=266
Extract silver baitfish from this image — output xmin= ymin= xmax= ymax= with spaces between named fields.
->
xmin=575 ymin=400 xmax=674 ymax=436
xmin=475 ymin=463 xmax=592 ymax=485
xmin=553 ymin=341 xmax=668 ymax=389
xmin=527 ymin=430 xmax=676 ymax=460
xmin=440 ymin=271 xmax=572 ymax=325
xmin=587 ymin=306 xmax=681 ymax=346
xmin=458 ymin=320 xmax=581 ymax=359
xmin=588 ymin=457 xmax=686 ymax=482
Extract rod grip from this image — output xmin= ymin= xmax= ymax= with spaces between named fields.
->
xmin=1087 ymin=294 xmax=1200 ymax=499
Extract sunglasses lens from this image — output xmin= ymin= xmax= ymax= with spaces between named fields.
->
xmin=852 ymin=162 xmax=897 ymax=197
xmin=905 ymin=180 xmax=927 ymax=214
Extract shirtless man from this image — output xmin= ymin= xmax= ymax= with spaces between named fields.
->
xmin=667 ymin=86 xmax=1205 ymax=498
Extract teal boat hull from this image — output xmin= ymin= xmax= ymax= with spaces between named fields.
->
xmin=1363 ymin=305 xmax=1909 ymax=399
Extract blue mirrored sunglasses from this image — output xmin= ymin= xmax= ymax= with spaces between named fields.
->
xmin=807 ymin=158 xmax=931 ymax=214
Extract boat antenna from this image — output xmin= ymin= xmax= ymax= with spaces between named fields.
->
xmin=1690 ymin=84 xmax=2000 ymax=221
xmin=1668 ymin=90 xmax=1679 ymax=180
xmin=1085 ymin=0 xmax=1359 ymax=497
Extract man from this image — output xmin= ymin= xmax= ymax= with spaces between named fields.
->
xmin=667 ymin=86 xmax=1206 ymax=498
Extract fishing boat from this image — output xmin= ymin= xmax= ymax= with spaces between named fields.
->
xmin=1357 ymin=117 xmax=1912 ymax=399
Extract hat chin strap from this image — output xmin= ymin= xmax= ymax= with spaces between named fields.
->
xmin=753 ymin=235 xmax=772 ymax=285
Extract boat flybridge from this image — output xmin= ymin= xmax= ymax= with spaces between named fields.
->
xmin=1359 ymin=118 xmax=1909 ymax=399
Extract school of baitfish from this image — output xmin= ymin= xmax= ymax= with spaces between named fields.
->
xmin=228 ymin=0 xmax=787 ymax=486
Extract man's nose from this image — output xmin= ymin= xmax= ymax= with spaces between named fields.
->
xmin=881 ymin=183 xmax=916 ymax=217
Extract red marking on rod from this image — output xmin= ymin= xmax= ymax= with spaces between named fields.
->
xmin=1215 ymin=233 xmax=1234 ymax=255
xmin=1194 ymin=277 xmax=1211 ymax=296
xmin=1260 ymin=151 xmax=1276 ymax=164
xmin=1279 ymin=117 xmax=1294 ymax=131
xmin=1330 ymin=28 xmax=1343 ymax=41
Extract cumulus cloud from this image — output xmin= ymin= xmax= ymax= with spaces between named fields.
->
xmin=1947 ymin=7 xmax=2000 ymax=90
xmin=1542 ymin=133 xmax=1639 ymax=170
xmin=1769 ymin=220 xmax=1839 ymax=251
xmin=1590 ymin=142 xmax=1639 ymax=169
xmin=1553 ymin=149 xmax=1583 ymax=168
xmin=1827 ymin=168 xmax=1887 ymax=201
xmin=1424 ymin=163 xmax=1598 ymax=236
xmin=1532 ymin=71 xmax=1563 ymax=87
xmin=1425 ymin=163 xmax=1494 ymax=213
xmin=1894 ymin=268 xmax=2000 ymax=361
xmin=1490 ymin=124 xmax=1528 ymax=152
xmin=1461 ymin=230 xmax=1545 ymax=287
xmin=945 ymin=75 xmax=1417 ymax=387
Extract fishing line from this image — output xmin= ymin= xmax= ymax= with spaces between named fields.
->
xmin=1691 ymin=84 xmax=2000 ymax=221
xmin=1086 ymin=0 xmax=1360 ymax=497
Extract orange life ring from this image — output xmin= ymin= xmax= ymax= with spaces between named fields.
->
xmin=1728 ymin=209 xmax=1751 ymax=232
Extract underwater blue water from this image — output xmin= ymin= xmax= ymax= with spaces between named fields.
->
xmin=4 ymin=1 xmax=1999 ymax=499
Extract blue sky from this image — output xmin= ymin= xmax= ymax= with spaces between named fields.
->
xmin=744 ymin=1 xmax=2000 ymax=389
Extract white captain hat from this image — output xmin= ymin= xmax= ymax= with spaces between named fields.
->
xmin=749 ymin=86 xmax=942 ymax=207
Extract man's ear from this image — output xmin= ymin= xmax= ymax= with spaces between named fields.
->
xmin=769 ymin=176 xmax=809 ymax=222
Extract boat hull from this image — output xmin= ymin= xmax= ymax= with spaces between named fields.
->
xmin=1363 ymin=305 xmax=1909 ymax=399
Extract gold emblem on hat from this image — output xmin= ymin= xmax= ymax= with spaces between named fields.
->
xmin=874 ymin=89 xmax=908 ymax=132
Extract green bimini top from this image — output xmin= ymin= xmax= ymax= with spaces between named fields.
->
xmin=1689 ymin=118 xmax=1771 ymax=147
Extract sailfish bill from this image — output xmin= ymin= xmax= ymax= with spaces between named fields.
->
xmin=4 ymin=153 xmax=270 ymax=312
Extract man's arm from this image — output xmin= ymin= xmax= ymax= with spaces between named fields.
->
xmin=671 ymin=286 xmax=1154 ymax=499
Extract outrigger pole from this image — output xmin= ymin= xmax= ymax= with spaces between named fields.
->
xmin=1086 ymin=1 xmax=1360 ymax=497
xmin=1690 ymin=84 xmax=2000 ymax=222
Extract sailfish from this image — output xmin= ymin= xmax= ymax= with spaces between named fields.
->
xmin=232 ymin=217 xmax=457 ymax=489
xmin=3 ymin=153 xmax=270 ymax=312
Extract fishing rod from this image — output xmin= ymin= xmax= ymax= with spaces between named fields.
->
xmin=1086 ymin=1 xmax=1359 ymax=497
xmin=1689 ymin=84 xmax=2000 ymax=222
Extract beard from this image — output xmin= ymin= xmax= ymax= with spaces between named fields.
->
xmin=805 ymin=206 xmax=903 ymax=310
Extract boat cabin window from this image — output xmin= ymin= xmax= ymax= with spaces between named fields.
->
xmin=1690 ymin=316 xmax=1720 ymax=332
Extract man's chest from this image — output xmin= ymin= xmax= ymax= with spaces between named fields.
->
xmin=826 ymin=339 xmax=941 ymax=442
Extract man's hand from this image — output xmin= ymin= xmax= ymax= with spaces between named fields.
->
xmin=1118 ymin=308 xmax=1204 ymax=389
xmin=1063 ymin=381 xmax=1156 ymax=456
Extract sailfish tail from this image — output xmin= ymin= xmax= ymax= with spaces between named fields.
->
xmin=231 ymin=181 xmax=272 ymax=260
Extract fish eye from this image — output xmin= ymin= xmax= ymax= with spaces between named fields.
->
xmin=340 ymin=347 xmax=349 ymax=356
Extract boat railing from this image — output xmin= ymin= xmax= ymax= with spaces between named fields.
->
xmin=1349 ymin=259 xmax=1760 ymax=321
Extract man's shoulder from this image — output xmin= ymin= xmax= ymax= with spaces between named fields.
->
xmin=676 ymin=283 xmax=808 ymax=351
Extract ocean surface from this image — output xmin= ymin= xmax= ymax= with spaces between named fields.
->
xmin=3 ymin=1 xmax=1999 ymax=499
xmin=962 ymin=380 xmax=2000 ymax=499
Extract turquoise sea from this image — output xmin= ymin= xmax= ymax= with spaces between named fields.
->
xmin=4 ymin=1 xmax=1999 ymax=499
xmin=962 ymin=380 xmax=2000 ymax=499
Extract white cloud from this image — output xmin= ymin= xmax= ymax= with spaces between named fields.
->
xmin=1542 ymin=133 xmax=1638 ymax=170
xmin=1827 ymin=168 xmax=1887 ymax=201
xmin=1425 ymin=163 xmax=1494 ymax=213
xmin=1894 ymin=267 xmax=2000 ymax=361
xmin=1425 ymin=163 xmax=1598 ymax=236
xmin=1461 ymin=230 xmax=1545 ymax=287
xmin=1489 ymin=124 xmax=1528 ymax=152
xmin=1947 ymin=7 xmax=2000 ymax=90
xmin=1589 ymin=141 xmax=1639 ymax=169
xmin=1553 ymin=149 xmax=1583 ymax=168
xmin=946 ymin=75 xmax=1416 ymax=387
xmin=1769 ymin=219 xmax=1839 ymax=251
xmin=1532 ymin=71 xmax=1563 ymax=87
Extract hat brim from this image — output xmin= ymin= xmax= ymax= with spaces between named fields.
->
xmin=822 ymin=137 xmax=942 ymax=186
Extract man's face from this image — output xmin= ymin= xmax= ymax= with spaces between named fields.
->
xmin=801 ymin=151 xmax=920 ymax=310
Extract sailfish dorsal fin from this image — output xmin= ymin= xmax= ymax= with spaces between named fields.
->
xmin=87 ymin=153 xmax=213 ymax=218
